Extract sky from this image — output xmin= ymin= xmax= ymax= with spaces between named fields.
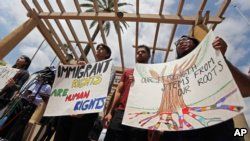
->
xmin=0 ymin=0 xmax=249 ymax=125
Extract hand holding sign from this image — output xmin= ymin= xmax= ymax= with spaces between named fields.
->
xmin=212 ymin=36 xmax=227 ymax=56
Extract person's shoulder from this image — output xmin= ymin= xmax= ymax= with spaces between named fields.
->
xmin=121 ymin=68 xmax=134 ymax=77
xmin=19 ymin=69 xmax=30 ymax=76
xmin=43 ymin=83 xmax=52 ymax=89
xmin=124 ymin=68 xmax=134 ymax=73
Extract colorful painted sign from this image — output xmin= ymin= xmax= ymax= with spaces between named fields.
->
xmin=44 ymin=59 xmax=113 ymax=116
xmin=122 ymin=31 xmax=246 ymax=131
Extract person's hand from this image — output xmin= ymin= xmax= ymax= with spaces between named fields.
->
xmin=77 ymin=60 xmax=87 ymax=65
xmin=212 ymin=36 xmax=227 ymax=56
xmin=40 ymin=93 xmax=49 ymax=102
xmin=103 ymin=113 xmax=112 ymax=128
xmin=27 ymin=95 xmax=36 ymax=102
xmin=7 ymin=78 xmax=15 ymax=86
xmin=129 ymin=74 xmax=134 ymax=82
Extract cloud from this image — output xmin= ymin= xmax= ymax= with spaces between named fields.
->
xmin=183 ymin=3 xmax=195 ymax=11
xmin=232 ymin=0 xmax=250 ymax=11
xmin=214 ymin=17 xmax=250 ymax=66
xmin=240 ymin=64 xmax=250 ymax=74
xmin=19 ymin=45 xmax=55 ymax=72
xmin=0 ymin=16 xmax=7 ymax=25
xmin=0 ymin=1 xmax=28 ymax=27
xmin=214 ymin=0 xmax=224 ymax=6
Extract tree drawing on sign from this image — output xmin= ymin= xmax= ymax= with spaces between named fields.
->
xmin=129 ymin=49 xmax=243 ymax=130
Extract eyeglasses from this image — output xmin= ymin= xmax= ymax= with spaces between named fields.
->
xmin=174 ymin=37 xmax=193 ymax=47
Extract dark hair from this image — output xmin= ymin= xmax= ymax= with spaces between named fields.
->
xmin=37 ymin=66 xmax=56 ymax=85
xmin=66 ymin=54 xmax=74 ymax=62
xmin=138 ymin=45 xmax=151 ymax=57
xmin=96 ymin=43 xmax=112 ymax=59
xmin=176 ymin=36 xmax=200 ymax=59
xmin=13 ymin=55 xmax=31 ymax=70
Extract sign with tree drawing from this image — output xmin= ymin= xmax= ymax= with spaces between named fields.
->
xmin=44 ymin=59 xmax=113 ymax=116
xmin=122 ymin=31 xmax=246 ymax=131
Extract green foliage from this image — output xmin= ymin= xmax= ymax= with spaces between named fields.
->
xmin=81 ymin=0 xmax=132 ymax=36
xmin=0 ymin=60 xmax=7 ymax=66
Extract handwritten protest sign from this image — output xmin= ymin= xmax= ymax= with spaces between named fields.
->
xmin=44 ymin=59 xmax=113 ymax=116
xmin=122 ymin=31 xmax=246 ymax=131
xmin=0 ymin=66 xmax=19 ymax=91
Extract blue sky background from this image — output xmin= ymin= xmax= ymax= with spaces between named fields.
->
xmin=0 ymin=0 xmax=249 ymax=125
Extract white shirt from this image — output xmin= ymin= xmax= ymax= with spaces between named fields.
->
xmin=25 ymin=80 xmax=52 ymax=105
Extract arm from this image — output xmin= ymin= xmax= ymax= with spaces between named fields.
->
xmin=40 ymin=85 xmax=52 ymax=103
xmin=225 ymin=59 xmax=250 ymax=97
xmin=8 ymin=71 xmax=30 ymax=91
xmin=213 ymin=36 xmax=250 ymax=97
xmin=103 ymin=81 xmax=124 ymax=127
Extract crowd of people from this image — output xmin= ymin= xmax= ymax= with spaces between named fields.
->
xmin=0 ymin=36 xmax=249 ymax=141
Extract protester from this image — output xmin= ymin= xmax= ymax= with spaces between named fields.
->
xmin=54 ymin=43 xmax=112 ymax=141
xmin=103 ymin=45 xmax=151 ymax=141
xmin=0 ymin=55 xmax=31 ymax=110
xmin=0 ymin=66 xmax=54 ymax=140
xmin=27 ymin=67 xmax=57 ymax=141
xmin=159 ymin=35 xmax=250 ymax=141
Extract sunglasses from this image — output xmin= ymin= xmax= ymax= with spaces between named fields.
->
xmin=175 ymin=36 xmax=195 ymax=46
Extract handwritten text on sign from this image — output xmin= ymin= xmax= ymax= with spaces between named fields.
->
xmin=44 ymin=59 xmax=112 ymax=116
xmin=122 ymin=31 xmax=245 ymax=131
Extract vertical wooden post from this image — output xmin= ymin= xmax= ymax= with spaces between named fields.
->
xmin=193 ymin=24 xmax=209 ymax=42
xmin=0 ymin=18 xmax=38 ymax=59
xmin=233 ymin=114 xmax=250 ymax=141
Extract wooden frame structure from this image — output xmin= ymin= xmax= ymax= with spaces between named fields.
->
xmin=0 ymin=0 xmax=231 ymax=70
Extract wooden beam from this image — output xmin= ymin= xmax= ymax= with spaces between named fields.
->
xmin=0 ymin=18 xmax=37 ymax=59
xmin=73 ymin=0 xmax=97 ymax=61
xmin=216 ymin=0 xmax=231 ymax=17
xmin=199 ymin=0 xmax=207 ymax=12
xmin=135 ymin=22 xmax=139 ymax=62
xmin=93 ymin=0 xmax=107 ymax=45
xmin=44 ymin=0 xmax=79 ymax=60
xmin=233 ymin=114 xmax=250 ymax=141
xmin=38 ymin=12 xmax=223 ymax=24
xmin=114 ymin=0 xmax=125 ymax=70
xmin=189 ymin=0 xmax=207 ymax=36
xmin=135 ymin=0 xmax=139 ymax=62
xmin=136 ymin=0 xmax=139 ymax=14
xmin=210 ymin=0 xmax=231 ymax=30
xmin=56 ymin=0 xmax=88 ymax=62
xmin=151 ymin=0 xmax=165 ymax=63
xmin=133 ymin=45 xmax=173 ymax=52
xmin=32 ymin=0 xmax=68 ymax=56
xmin=114 ymin=22 xmax=125 ymax=71
xmin=163 ymin=25 xmax=177 ymax=62
xmin=164 ymin=0 xmax=185 ymax=62
xmin=30 ymin=10 xmax=67 ymax=64
xmin=22 ymin=0 xmax=32 ymax=11
xmin=193 ymin=24 xmax=209 ymax=42
xmin=114 ymin=0 xmax=118 ymax=13
xmin=203 ymin=11 xmax=210 ymax=25
xmin=151 ymin=23 xmax=160 ymax=63
xmin=69 ymin=40 xmax=97 ymax=44
xmin=21 ymin=2 xmax=67 ymax=64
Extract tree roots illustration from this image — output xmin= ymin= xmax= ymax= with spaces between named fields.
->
xmin=129 ymin=88 xmax=243 ymax=130
xmin=129 ymin=50 xmax=243 ymax=130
